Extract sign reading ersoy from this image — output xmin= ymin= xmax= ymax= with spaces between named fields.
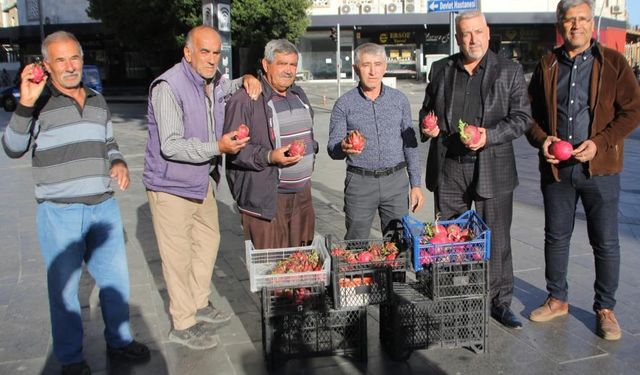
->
xmin=428 ymin=0 xmax=478 ymax=12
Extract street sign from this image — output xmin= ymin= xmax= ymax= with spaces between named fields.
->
xmin=427 ymin=0 xmax=478 ymax=13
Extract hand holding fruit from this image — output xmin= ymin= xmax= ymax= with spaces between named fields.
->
xmin=458 ymin=120 xmax=486 ymax=150
xmin=219 ymin=128 xmax=250 ymax=155
xmin=543 ymin=136 xmax=566 ymax=164
xmin=572 ymin=139 xmax=597 ymax=162
xmin=341 ymin=130 xmax=366 ymax=154
xmin=19 ymin=62 xmax=48 ymax=107
xmin=421 ymin=111 xmax=440 ymax=138
xmin=270 ymin=144 xmax=303 ymax=166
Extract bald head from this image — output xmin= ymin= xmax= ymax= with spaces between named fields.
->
xmin=183 ymin=26 xmax=222 ymax=80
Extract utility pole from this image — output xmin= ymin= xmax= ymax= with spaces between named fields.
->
xmin=336 ymin=23 xmax=341 ymax=99
xmin=37 ymin=0 xmax=44 ymax=44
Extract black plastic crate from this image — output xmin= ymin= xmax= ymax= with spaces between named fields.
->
xmin=261 ymin=287 xmax=367 ymax=370
xmin=262 ymin=284 xmax=327 ymax=317
xmin=380 ymin=283 xmax=487 ymax=360
xmin=416 ymin=261 xmax=488 ymax=300
xmin=327 ymin=237 xmax=406 ymax=308
xmin=380 ymin=283 xmax=431 ymax=360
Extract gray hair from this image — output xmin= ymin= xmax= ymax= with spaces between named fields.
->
xmin=354 ymin=43 xmax=386 ymax=65
xmin=41 ymin=31 xmax=83 ymax=61
xmin=455 ymin=10 xmax=487 ymax=31
xmin=185 ymin=25 xmax=219 ymax=52
xmin=263 ymin=39 xmax=299 ymax=63
xmin=556 ymin=0 xmax=594 ymax=23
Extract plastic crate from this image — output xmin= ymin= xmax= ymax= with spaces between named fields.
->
xmin=380 ymin=283 xmax=488 ymax=359
xmin=261 ymin=288 xmax=367 ymax=370
xmin=402 ymin=210 xmax=491 ymax=272
xmin=379 ymin=283 xmax=431 ymax=360
xmin=262 ymin=284 xmax=327 ymax=317
xmin=327 ymin=237 xmax=406 ymax=308
xmin=246 ymin=235 xmax=330 ymax=292
xmin=416 ymin=261 xmax=488 ymax=300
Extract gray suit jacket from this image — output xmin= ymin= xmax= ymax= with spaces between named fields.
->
xmin=419 ymin=50 xmax=531 ymax=199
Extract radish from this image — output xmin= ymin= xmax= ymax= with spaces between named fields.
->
xmin=458 ymin=120 xmax=481 ymax=145
xmin=549 ymin=140 xmax=573 ymax=161
xmin=347 ymin=130 xmax=366 ymax=152
xmin=422 ymin=111 xmax=438 ymax=131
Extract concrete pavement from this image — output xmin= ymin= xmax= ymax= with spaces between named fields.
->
xmin=0 ymin=79 xmax=638 ymax=374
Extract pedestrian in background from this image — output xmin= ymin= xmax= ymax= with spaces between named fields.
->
xmin=225 ymin=39 xmax=318 ymax=249
xmin=143 ymin=25 xmax=261 ymax=350
xmin=419 ymin=10 xmax=531 ymax=329
xmin=327 ymin=42 xmax=425 ymax=241
xmin=1 ymin=31 xmax=150 ymax=375
xmin=526 ymin=0 xmax=640 ymax=340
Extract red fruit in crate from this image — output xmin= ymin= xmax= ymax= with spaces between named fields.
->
xmin=235 ymin=124 xmax=250 ymax=140
xmin=422 ymin=111 xmax=438 ymax=131
xmin=31 ymin=64 xmax=46 ymax=84
xmin=386 ymin=252 xmax=397 ymax=261
xmin=549 ymin=140 xmax=573 ymax=161
xmin=358 ymin=251 xmax=374 ymax=263
xmin=287 ymin=140 xmax=306 ymax=157
xmin=458 ymin=120 xmax=481 ymax=145
xmin=447 ymin=224 xmax=461 ymax=238
xmin=347 ymin=130 xmax=366 ymax=152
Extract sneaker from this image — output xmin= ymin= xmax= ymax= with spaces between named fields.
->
xmin=529 ymin=297 xmax=569 ymax=322
xmin=196 ymin=302 xmax=232 ymax=325
xmin=107 ymin=340 xmax=151 ymax=362
xmin=169 ymin=322 xmax=218 ymax=350
xmin=596 ymin=309 xmax=622 ymax=341
xmin=61 ymin=361 xmax=91 ymax=375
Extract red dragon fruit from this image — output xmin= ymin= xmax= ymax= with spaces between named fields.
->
xmin=235 ymin=124 xmax=250 ymax=140
xmin=422 ymin=111 xmax=438 ymax=131
xmin=286 ymin=140 xmax=306 ymax=157
xmin=458 ymin=120 xmax=481 ymax=145
xmin=347 ymin=130 xmax=366 ymax=152
xmin=549 ymin=140 xmax=573 ymax=161
xmin=31 ymin=63 xmax=46 ymax=84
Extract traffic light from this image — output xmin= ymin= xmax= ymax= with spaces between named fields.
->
xmin=329 ymin=27 xmax=337 ymax=42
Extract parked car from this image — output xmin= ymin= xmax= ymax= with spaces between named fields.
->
xmin=2 ymin=65 xmax=103 ymax=112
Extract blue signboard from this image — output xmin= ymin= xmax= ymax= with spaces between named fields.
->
xmin=427 ymin=0 xmax=478 ymax=13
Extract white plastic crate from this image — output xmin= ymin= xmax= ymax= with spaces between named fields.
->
xmin=246 ymin=235 xmax=331 ymax=292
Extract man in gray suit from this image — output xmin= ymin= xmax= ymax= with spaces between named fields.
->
xmin=419 ymin=10 xmax=531 ymax=328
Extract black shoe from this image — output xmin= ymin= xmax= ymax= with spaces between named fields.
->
xmin=107 ymin=340 xmax=151 ymax=362
xmin=491 ymin=304 xmax=523 ymax=329
xmin=61 ymin=361 xmax=91 ymax=375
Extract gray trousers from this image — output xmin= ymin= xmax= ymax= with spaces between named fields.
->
xmin=344 ymin=169 xmax=409 ymax=240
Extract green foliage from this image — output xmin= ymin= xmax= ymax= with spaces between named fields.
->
xmin=86 ymin=0 xmax=201 ymax=55
xmin=231 ymin=0 xmax=311 ymax=48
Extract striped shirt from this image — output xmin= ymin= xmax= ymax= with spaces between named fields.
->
xmin=151 ymin=78 xmax=243 ymax=164
xmin=1 ymin=84 xmax=124 ymax=204
xmin=267 ymin=92 xmax=314 ymax=193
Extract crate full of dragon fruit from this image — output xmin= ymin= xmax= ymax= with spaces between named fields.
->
xmin=402 ymin=210 xmax=491 ymax=272
xmin=327 ymin=237 xmax=406 ymax=308
xmin=246 ymin=235 xmax=330 ymax=292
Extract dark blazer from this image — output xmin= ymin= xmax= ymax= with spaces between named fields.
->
xmin=419 ymin=50 xmax=531 ymax=199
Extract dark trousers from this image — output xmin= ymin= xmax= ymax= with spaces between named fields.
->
xmin=435 ymin=158 xmax=515 ymax=308
xmin=344 ymin=169 xmax=409 ymax=240
xmin=242 ymin=185 xmax=315 ymax=249
xmin=541 ymin=164 xmax=620 ymax=311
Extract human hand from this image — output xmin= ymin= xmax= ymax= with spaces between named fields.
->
xmin=572 ymin=139 xmax=597 ymax=162
xmin=270 ymin=145 xmax=303 ymax=166
xmin=542 ymin=135 xmax=562 ymax=164
xmin=110 ymin=161 xmax=130 ymax=191
xmin=19 ymin=63 xmax=48 ymax=107
xmin=466 ymin=128 xmax=487 ymax=151
xmin=421 ymin=125 xmax=440 ymax=138
xmin=409 ymin=187 xmax=425 ymax=213
xmin=219 ymin=131 xmax=250 ymax=154
xmin=242 ymin=74 xmax=262 ymax=100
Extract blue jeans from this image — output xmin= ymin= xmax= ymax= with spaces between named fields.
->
xmin=541 ymin=164 xmax=620 ymax=311
xmin=37 ymin=197 xmax=133 ymax=364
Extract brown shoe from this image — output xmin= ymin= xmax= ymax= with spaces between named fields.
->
xmin=596 ymin=309 xmax=622 ymax=341
xmin=529 ymin=297 xmax=569 ymax=322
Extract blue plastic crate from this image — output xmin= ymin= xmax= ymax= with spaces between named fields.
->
xmin=402 ymin=210 xmax=491 ymax=272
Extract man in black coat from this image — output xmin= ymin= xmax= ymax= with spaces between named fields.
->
xmin=419 ymin=10 xmax=531 ymax=329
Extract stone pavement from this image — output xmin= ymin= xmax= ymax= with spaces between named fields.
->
xmin=0 ymin=79 xmax=638 ymax=375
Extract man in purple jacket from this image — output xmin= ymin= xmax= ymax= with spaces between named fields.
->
xmin=143 ymin=25 xmax=260 ymax=350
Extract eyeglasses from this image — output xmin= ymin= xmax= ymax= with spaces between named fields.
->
xmin=561 ymin=16 xmax=592 ymax=25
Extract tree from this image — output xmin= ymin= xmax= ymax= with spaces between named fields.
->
xmin=231 ymin=0 xmax=311 ymax=48
xmin=87 ymin=0 xmax=201 ymax=60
